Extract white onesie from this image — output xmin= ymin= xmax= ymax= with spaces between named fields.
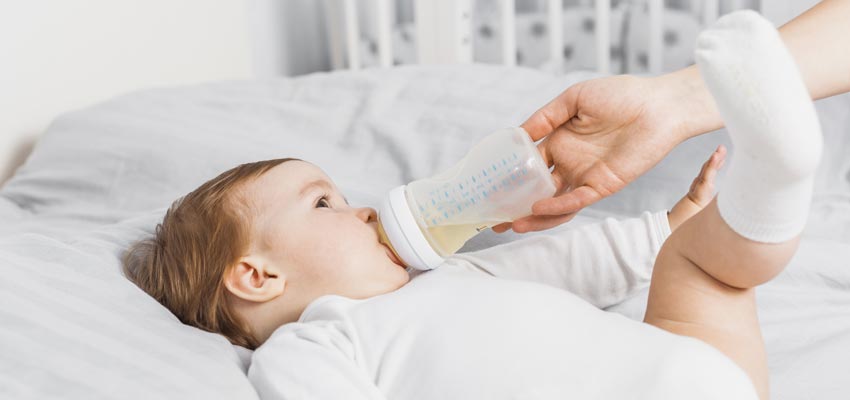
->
xmin=248 ymin=211 xmax=758 ymax=399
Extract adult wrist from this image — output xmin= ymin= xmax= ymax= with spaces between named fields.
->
xmin=652 ymin=66 xmax=724 ymax=142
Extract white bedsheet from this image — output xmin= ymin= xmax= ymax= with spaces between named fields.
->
xmin=0 ymin=65 xmax=847 ymax=399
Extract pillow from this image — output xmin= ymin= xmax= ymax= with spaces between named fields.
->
xmin=0 ymin=211 xmax=257 ymax=399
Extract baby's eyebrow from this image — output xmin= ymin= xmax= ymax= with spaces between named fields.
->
xmin=298 ymin=179 xmax=332 ymax=198
xmin=299 ymin=179 xmax=349 ymax=205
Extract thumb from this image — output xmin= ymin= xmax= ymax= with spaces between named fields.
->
xmin=535 ymin=136 xmax=554 ymax=168
xmin=521 ymin=87 xmax=579 ymax=141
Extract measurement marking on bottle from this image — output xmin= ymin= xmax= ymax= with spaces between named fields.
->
xmin=418 ymin=145 xmax=544 ymax=227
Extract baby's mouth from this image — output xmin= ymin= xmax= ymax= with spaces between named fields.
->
xmin=381 ymin=243 xmax=405 ymax=267
xmin=376 ymin=223 xmax=405 ymax=267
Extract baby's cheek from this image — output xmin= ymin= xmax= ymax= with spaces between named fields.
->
xmin=327 ymin=234 xmax=370 ymax=269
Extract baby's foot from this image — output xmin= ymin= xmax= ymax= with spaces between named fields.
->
xmin=667 ymin=145 xmax=726 ymax=231
xmin=695 ymin=9 xmax=822 ymax=242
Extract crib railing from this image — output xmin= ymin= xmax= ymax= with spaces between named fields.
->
xmin=331 ymin=0 xmax=746 ymax=75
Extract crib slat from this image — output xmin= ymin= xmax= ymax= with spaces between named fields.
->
xmin=648 ymin=0 xmax=663 ymax=74
xmin=323 ymin=1 xmax=346 ymax=71
xmin=414 ymin=0 xmax=436 ymax=63
xmin=458 ymin=0 xmax=473 ymax=63
xmin=375 ymin=0 xmax=393 ymax=67
xmin=595 ymin=0 xmax=610 ymax=74
xmin=725 ymin=0 xmax=762 ymax=14
xmin=414 ymin=0 xmax=473 ymax=64
xmin=702 ymin=0 xmax=719 ymax=26
xmin=502 ymin=0 xmax=517 ymax=66
xmin=343 ymin=0 xmax=361 ymax=70
xmin=548 ymin=0 xmax=563 ymax=69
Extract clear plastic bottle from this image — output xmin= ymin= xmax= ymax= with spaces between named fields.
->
xmin=377 ymin=127 xmax=556 ymax=270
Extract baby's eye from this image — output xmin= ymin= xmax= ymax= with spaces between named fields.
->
xmin=316 ymin=196 xmax=331 ymax=208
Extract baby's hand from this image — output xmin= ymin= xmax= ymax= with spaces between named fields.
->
xmin=667 ymin=145 xmax=726 ymax=231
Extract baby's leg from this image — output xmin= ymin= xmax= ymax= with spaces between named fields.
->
xmin=643 ymin=10 xmax=822 ymax=400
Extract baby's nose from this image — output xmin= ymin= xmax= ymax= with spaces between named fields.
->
xmin=356 ymin=207 xmax=377 ymax=223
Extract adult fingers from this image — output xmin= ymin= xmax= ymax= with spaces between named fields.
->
xmin=521 ymin=86 xmax=580 ymax=141
xmin=492 ymin=222 xmax=512 ymax=233
xmin=531 ymin=185 xmax=602 ymax=216
xmin=492 ymin=169 xmax=566 ymax=234
xmin=507 ymin=212 xmax=578 ymax=233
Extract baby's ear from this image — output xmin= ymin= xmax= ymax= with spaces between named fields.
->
xmin=224 ymin=256 xmax=286 ymax=303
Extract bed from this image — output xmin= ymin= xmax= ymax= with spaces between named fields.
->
xmin=1 ymin=63 xmax=848 ymax=399
xmin=2 ymin=2 xmax=848 ymax=400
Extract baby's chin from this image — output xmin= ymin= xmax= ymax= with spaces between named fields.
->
xmin=351 ymin=263 xmax=411 ymax=299
xmin=382 ymin=265 xmax=412 ymax=293
xmin=391 ymin=266 xmax=412 ymax=288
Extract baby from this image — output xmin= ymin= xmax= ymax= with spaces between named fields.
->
xmin=127 ymin=148 xmax=736 ymax=397
xmin=124 ymin=11 xmax=821 ymax=400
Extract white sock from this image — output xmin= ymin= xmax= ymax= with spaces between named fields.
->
xmin=694 ymin=10 xmax=823 ymax=243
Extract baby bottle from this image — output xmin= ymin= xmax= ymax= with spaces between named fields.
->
xmin=377 ymin=127 xmax=557 ymax=270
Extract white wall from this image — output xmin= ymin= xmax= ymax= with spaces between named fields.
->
xmin=0 ymin=0 xmax=252 ymax=184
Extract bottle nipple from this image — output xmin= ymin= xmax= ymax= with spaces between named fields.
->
xmin=377 ymin=218 xmax=404 ymax=265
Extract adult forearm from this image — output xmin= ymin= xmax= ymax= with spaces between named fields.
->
xmin=778 ymin=0 xmax=850 ymax=100
xmin=661 ymin=0 xmax=850 ymax=141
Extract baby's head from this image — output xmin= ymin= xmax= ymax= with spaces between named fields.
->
xmin=123 ymin=159 xmax=409 ymax=349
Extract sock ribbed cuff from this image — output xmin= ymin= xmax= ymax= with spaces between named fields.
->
xmin=716 ymin=188 xmax=812 ymax=243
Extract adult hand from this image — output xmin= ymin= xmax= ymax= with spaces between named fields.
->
xmin=494 ymin=70 xmax=721 ymax=233
xmin=491 ymin=0 xmax=849 ymax=234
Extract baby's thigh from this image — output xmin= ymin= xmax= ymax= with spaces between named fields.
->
xmin=644 ymin=233 xmax=767 ymax=399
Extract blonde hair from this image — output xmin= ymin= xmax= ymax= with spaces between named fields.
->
xmin=123 ymin=158 xmax=299 ymax=349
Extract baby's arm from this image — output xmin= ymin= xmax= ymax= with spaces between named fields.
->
xmin=448 ymin=211 xmax=668 ymax=308
xmin=249 ymin=321 xmax=385 ymax=400
xmin=447 ymin=147 xmax=724 ymax=309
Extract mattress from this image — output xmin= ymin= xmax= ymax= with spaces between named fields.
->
xmin=0 ymin=64 xmax=847 ymax=399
